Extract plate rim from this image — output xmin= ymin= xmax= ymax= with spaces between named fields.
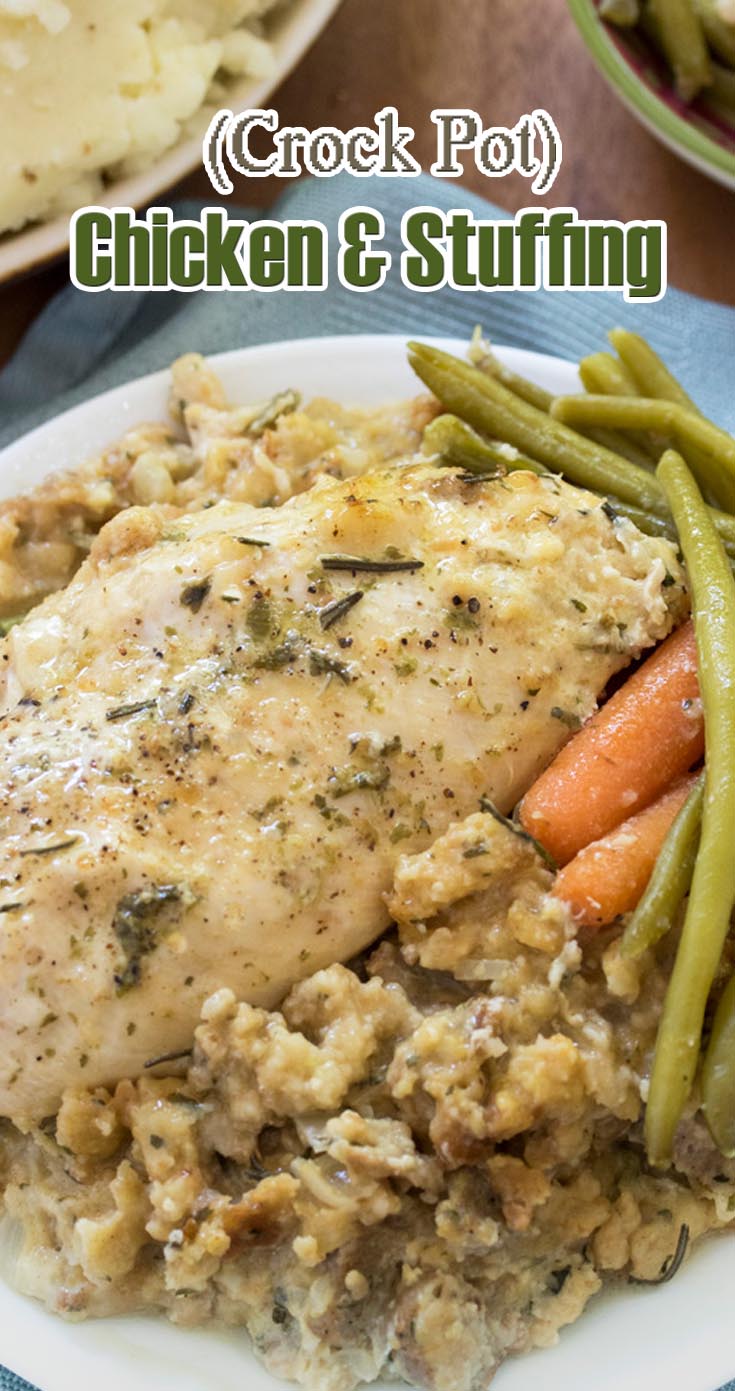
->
xmin=0 ymin=334 xmax=574 ymax=481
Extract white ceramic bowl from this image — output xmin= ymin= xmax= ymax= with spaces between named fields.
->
xmin=0 ymin=0 xmax=343 ymax=285
xmin=0 ymin=333 xmax=733 ymax=1391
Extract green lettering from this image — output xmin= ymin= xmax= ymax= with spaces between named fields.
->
xmin=402 ymin=209 xmax=446 ymax=289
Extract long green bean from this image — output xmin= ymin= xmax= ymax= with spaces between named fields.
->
xmin=608 ymin=503 xmax=678 ymax=541
xmin=423 ymin=415 xmax=545 ymax=476
xmin=477 ymin=340 xmax=654 ymax=468
xmin=621 ymin=772 xmax=704 ymax=959
xmin=607 ymin=328 xmax=699 ymax=413
xmin=473 ymin=332 xmax=656 ymax=468
xmin=580 ymin=351 xmax=661 ymax=463
xmin=648 ymin=0 xmax=712 ymax=100
xmin=580 ymin=351 xmax=639 ymax=398
xmin=701 ymin=971 xmax=735 ymax=1156
xmin=423 ymin=416 xmax=682 ymax=540
xmin=428 ymin=410 xmax=676 ymax=539
xmin=607 ymin=328 xmax=724 ymax=502
xmin=583 ymin=425 xmax=658 ymax=471
xmin=409 ymin=343 xmax=735 ymax=554
xmin=470 ymin=343 xmax=553 ymax=413
xmin=551 ymin=395 xmax=735 ymax=514
xmin=551 ymin=397 xmax=735 ymax=466
xmin=645 ymin=451 xmax=735 ymax=1167
xmin=408 ymin=343 xmax=666 ymax=513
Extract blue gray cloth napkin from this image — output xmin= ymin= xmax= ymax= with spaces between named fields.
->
xmin=1 ymin=172 xmax=734 ymax=441
xmin=0 ymin=172 xmax=733 ymax=1391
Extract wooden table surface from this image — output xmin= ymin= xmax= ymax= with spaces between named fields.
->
xmin=2 ymin=0 xmax=734 ymax=368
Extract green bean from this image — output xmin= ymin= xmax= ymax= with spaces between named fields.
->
xmin=583 ymin=425 xmax=659 ymax=471
xmin=648 ymin=0 xmax=712 ymax=100
xmin=701 ymin=970 xmax=735 ymax=1157
xmin=580 ymin=351 xmax=661 ymax=463
xmin=422 ymin=415 xmax=545 ymax=476
xmin=607 ymin=502 xmax=678 ymax=541
xmin=607 ymin=328 xmax=723 ymax=498
xmin=476 ymin=341 xmax=652 ymax=468
xmin=694 ymin=0 xmax=735 ymax=67
xmin=550 ymin=397 xmax=666 ymax=434
xmin=609 ymin=324 xmax=723 ymax=497
xmin=551 ymin=395 xmax=735 ymax=514
xmin=600 ymin=0 xmax=640 ymax=24
xmin=622 ymin=772 xmax=704 ymax=959
xmin=470 ymin=344 xmax=553 ymax=413
xmin=408 ymin=342 xmax=666 ymax=513
xmin=424 ymin=416 xmax=670 ymax=537
xmin=409 ymin=343 xmax=735 ymax=554
xmin=580 ymin=351 xmax=639 ymax=398
xmin=554 ymin=394 xmax=735 ymax=473
xmin=607 ymin=328 xmax=699 ymax=412
xmin=645 ymin=451 xmax=735 ymax=1166
xmin=409 ymin=343 xmax=735 ymax=552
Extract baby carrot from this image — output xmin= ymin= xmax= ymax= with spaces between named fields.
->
xmin=553 ymin=774 xmax=697 ymax=929
xmin=519 ymin=620 xmax=703 ymax=865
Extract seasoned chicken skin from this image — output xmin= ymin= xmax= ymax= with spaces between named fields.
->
xmin=0 ymin=465 xmax=684 ymax=1123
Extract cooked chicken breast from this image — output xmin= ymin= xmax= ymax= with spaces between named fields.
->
xmin=0 ymin=464 xmax=684 ymax=1123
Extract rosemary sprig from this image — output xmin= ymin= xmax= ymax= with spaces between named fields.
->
xmin=479 ymin=796 xmax=557 ymax=872
xmin=629 ymin=1224 xmax=689 ymax=1286
xmin=318 ymin=591 xmax=364 ymax=630
xmin=106 ymin=698 xmax=157 ymax=723
xmin=236 ymin=536 xmax=271 ymax=547
xmin=20 ymin=838 xmax=79 ymax=858
xmin=320 ymin=554 xmax=424 ymax=574
xmin=144 ymin=1047 xmax=193 ymax=1070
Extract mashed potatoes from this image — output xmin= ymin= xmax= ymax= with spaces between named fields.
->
xmin=0 ymin=0 xmax=282 ymax=233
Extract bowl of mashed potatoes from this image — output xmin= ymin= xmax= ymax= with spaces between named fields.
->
xmin=0 ymin=0 xmax=342 ymax=282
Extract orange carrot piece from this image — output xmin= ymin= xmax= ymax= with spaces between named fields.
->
xmin=519 ymin=620 xmax=703 ymax=865
xmin=552 ymin=773 xmax=697 ymax=929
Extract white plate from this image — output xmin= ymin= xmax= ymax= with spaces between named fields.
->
xmin=0 ymin=335 xmax=733 ymax=1391
xmin=0 ymin=336 xmax=577 ymax=496
xmin=0 ymin=0 xmax=343 ymax=285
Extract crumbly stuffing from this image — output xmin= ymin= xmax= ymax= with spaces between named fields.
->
xmin=0 ymin=354 xmax=436 ymax=620
xmin=2 ymin=812 xmax=733 ymax=1391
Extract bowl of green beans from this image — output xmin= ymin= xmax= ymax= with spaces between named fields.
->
xmin=567 ymin=0 xmax=735 ymax=190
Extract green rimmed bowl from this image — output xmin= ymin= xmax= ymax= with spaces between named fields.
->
xmin=567 ymin=0 xmax=735 ymax=190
